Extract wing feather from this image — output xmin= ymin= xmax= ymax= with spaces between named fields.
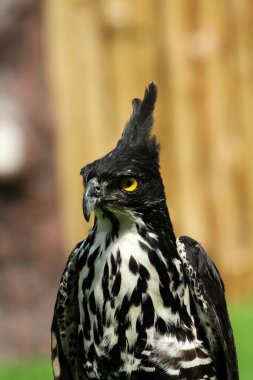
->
xmin=177 ymin=236 xmax=239 ymax=380
xmin=51 ymin=240 xmax=85 ymax=380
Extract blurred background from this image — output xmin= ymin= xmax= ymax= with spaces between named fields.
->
xmin=0 ymin=0 xmax=252 ymax=379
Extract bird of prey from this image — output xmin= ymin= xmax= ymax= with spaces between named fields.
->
xmin=51 ymin=83 xmax=239 ymax=380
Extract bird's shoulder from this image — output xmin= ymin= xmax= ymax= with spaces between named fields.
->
xmin=54 ymin=239 xmax=86 ymax=317
xmin=176 ymin=236 xmax=224 ymax=304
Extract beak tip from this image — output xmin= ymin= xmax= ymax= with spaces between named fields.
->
xmin=83 ymin=204 xmax=91 ymax=222
xmin=84 ymin=213 xmax=90 ymax=222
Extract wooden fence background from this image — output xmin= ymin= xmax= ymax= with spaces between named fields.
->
xmin=43 ymin=0 xmax=253 ymax=297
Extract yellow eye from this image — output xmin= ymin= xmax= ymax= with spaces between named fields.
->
xmin=121 ymin=177 xmax=138 ymax=192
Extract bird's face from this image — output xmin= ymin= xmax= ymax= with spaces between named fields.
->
xmin=80 ymin=147 xmax=165 ymax=222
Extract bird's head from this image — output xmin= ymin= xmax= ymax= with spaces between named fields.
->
xmin=80 ymin=82 xmax=166 ymax=222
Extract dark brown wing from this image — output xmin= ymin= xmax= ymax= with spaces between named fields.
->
xmin=51 ymin=240 xmax=85 ymax=380
xmin=177 ymin=236 xmax=239 ymax=380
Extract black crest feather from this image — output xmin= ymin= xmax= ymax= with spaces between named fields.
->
xmin=117 ymin=82 xmax=159 ymax=156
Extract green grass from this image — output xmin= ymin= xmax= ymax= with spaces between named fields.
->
xmin=0 ymin=357 xmax=52 ymax=380
xmin=229 ymin=301 xmax=253 ymax=380
xmin=0 ymin=302 xmax=252 ymax=379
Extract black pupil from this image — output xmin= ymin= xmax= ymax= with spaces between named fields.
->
xmin=126 ymin=179 xmax=133 ymax=187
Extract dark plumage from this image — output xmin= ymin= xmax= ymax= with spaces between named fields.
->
xmin=51 ymin=83 xmax=239 ymax=380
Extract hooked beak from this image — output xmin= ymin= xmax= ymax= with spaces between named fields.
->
xmin=83 ymin=178 xmax=101 ymax=222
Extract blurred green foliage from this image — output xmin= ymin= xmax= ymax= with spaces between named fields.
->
xmin=0 ymin=302 xmax=252 ymax=380
xmin=0 ymin=358 xmax=52 ymax=380
xmin=229 ymin=301 xmax=253 ymax=380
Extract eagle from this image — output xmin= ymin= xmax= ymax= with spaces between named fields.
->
xmin=51 ymin=83 xmax=239 ymax=380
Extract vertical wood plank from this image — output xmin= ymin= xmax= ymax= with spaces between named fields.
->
xmin=44 ymin=0 xmax=110 ymax=250
xmin=161 ymin=0 xmax=209 ymax=242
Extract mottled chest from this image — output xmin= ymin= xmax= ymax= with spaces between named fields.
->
xmin=76 ymin=220 xmax=192 ymax=378
xmin=78 ymin=225 xmax=159 ymax=342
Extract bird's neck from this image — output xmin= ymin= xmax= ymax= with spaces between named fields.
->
xmin=94 ymin=201 xmax=177 ymax=258
xmin=134 ymin=201 xmax=178 ymax=256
